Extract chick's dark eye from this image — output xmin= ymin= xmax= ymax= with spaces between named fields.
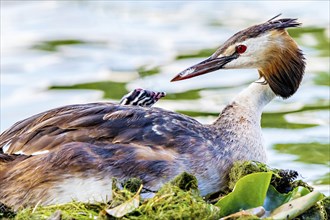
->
xmin=236 ymin=45 xmax=247 ymax=54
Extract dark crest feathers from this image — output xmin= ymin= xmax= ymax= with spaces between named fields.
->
xmin=215 ymin=15 xmax=301 ymax=56
xmin=267 ymin=14 xmax=282 ymax=22
xmin=235 ymin=16 xmax=301 ymax=41
xmin=265 ymin=18 xmax=301 ymax=30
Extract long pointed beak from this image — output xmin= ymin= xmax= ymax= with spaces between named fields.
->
xmin=171 ymin=54 xmax=238 ymax=82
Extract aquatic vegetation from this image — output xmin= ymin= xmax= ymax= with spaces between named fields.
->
xmin=13 ymin=202 xmax=105 ymax=220
xmin=2 ymin=161 xmax=327 ymax=220
xmin=295 ymin=196 xmax=329 ymax=220
xmin=228 ymin=161 xmax=302 ymax=194
xmin=127 ymin=172 xmax=219 ymax=220
xmin=216 ymin=172 xmax=272 ymax=217
xmin=0 ymin=203 xmax=15 ymax=219
xmin=105 ymin=185 xmax=142 ymax=218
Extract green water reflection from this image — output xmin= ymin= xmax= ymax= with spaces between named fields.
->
xmin=314 ymin=72 xmax=330 ymax=87
xmin=314 ymin=173 xmax=330 ymax=185
xmin=274 ymin=142 xmax=329 ymax=165
xmin=50 ymin=81 xmax=207 ymax=100
xmin=176 ymin=48 xmax=216 ymax=60
xmin=288 ymin=27 xmax=330 ymax=57
xmin=137 ymin=66 xmax=161 ymax=77
xmin=50 ymin=81 xmax=127 ymax=100
xmin=261 ymin=104 xmax=329 ymax=129
xmin=32 ymin=39 xmax=105 ymax=52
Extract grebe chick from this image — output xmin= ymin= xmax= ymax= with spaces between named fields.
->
xmin=0 ymin=15 xmax=305 ymax=209
xmin=119 ymin=88 xmax=166 ymax=107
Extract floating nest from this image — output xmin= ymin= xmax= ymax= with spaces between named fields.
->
xmin=1 ymin=161 xmax=329 ymax=220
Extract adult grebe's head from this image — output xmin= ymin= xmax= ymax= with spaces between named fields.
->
xmin=171 ymin=15 xmax=305 ymax=98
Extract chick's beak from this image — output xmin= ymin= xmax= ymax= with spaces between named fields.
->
xmin=171 ymin=54 xmax=238 ymax=82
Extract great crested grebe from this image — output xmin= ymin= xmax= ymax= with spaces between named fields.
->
xmin=0 ymin=15 xmax=305 ymax=209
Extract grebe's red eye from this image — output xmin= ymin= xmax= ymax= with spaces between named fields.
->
xmin=236 ymin=45 xmax=247 ymax=54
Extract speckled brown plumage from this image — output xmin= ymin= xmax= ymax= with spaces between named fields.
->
xmin=0 ymin=104 xmax=233 ymax=208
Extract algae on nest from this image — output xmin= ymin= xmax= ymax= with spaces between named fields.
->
xmin=6 ymin=164 xmax=327 ymax=220
xmin=14 ymin=202 xmax=106 ymax=220
xmin=227 ymin=161 xmax=302 ymax=194
xmin=126 ymin=172 xmax=220 ymax=220
xmin=10 ymin=173 xmax=220 ymax=220
xmin=0 ymin=203 xmax=15 ymax=219
xmin=128 ymin=184 xmax=219 ymax=220
xmin=295 ymin=197 xmax=329 ymax=220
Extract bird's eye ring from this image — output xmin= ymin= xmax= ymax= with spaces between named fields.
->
xmin=236 ymin=45 xmax=247 ymax=54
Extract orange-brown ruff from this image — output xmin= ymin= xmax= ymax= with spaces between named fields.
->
xmin=0 ymin=16 xmax=305 ymax=209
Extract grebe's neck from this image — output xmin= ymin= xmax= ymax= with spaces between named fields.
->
xmin=211 ymin=77 xmax=273 ymax=163
xmin=232 ymin=77 xmax=276 ymax=114
xmin=212 ymin=77 xmax=276 ymax=129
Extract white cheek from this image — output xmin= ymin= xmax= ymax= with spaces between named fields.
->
xmin=224 ymin=56 xmax=256 ymax=69
xmin=245 ymin=34 xmax=270 ymax=52
xmin=224 ymin=33 xmax=270 ymax=69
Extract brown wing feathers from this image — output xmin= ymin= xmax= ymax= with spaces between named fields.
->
xmin=0 ymin=103 xmax=199 ymax=156
xmin=0 ymin=103 xmax=119 ymax=155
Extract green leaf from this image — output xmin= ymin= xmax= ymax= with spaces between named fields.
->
xmin=290 ymin=186 xmax=310 ymax=200
xmin=220 ymin=206 xmax=265 ymax=220
xmin=264 ymin=185 xmax=292 ymax=211
xmin=269 ymin=191 xmax=324 ymax=219
xmin=215 ymin=172 xmax=272 ymax=217
xmin=264 ymin=185 xmax=311 ymax=211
